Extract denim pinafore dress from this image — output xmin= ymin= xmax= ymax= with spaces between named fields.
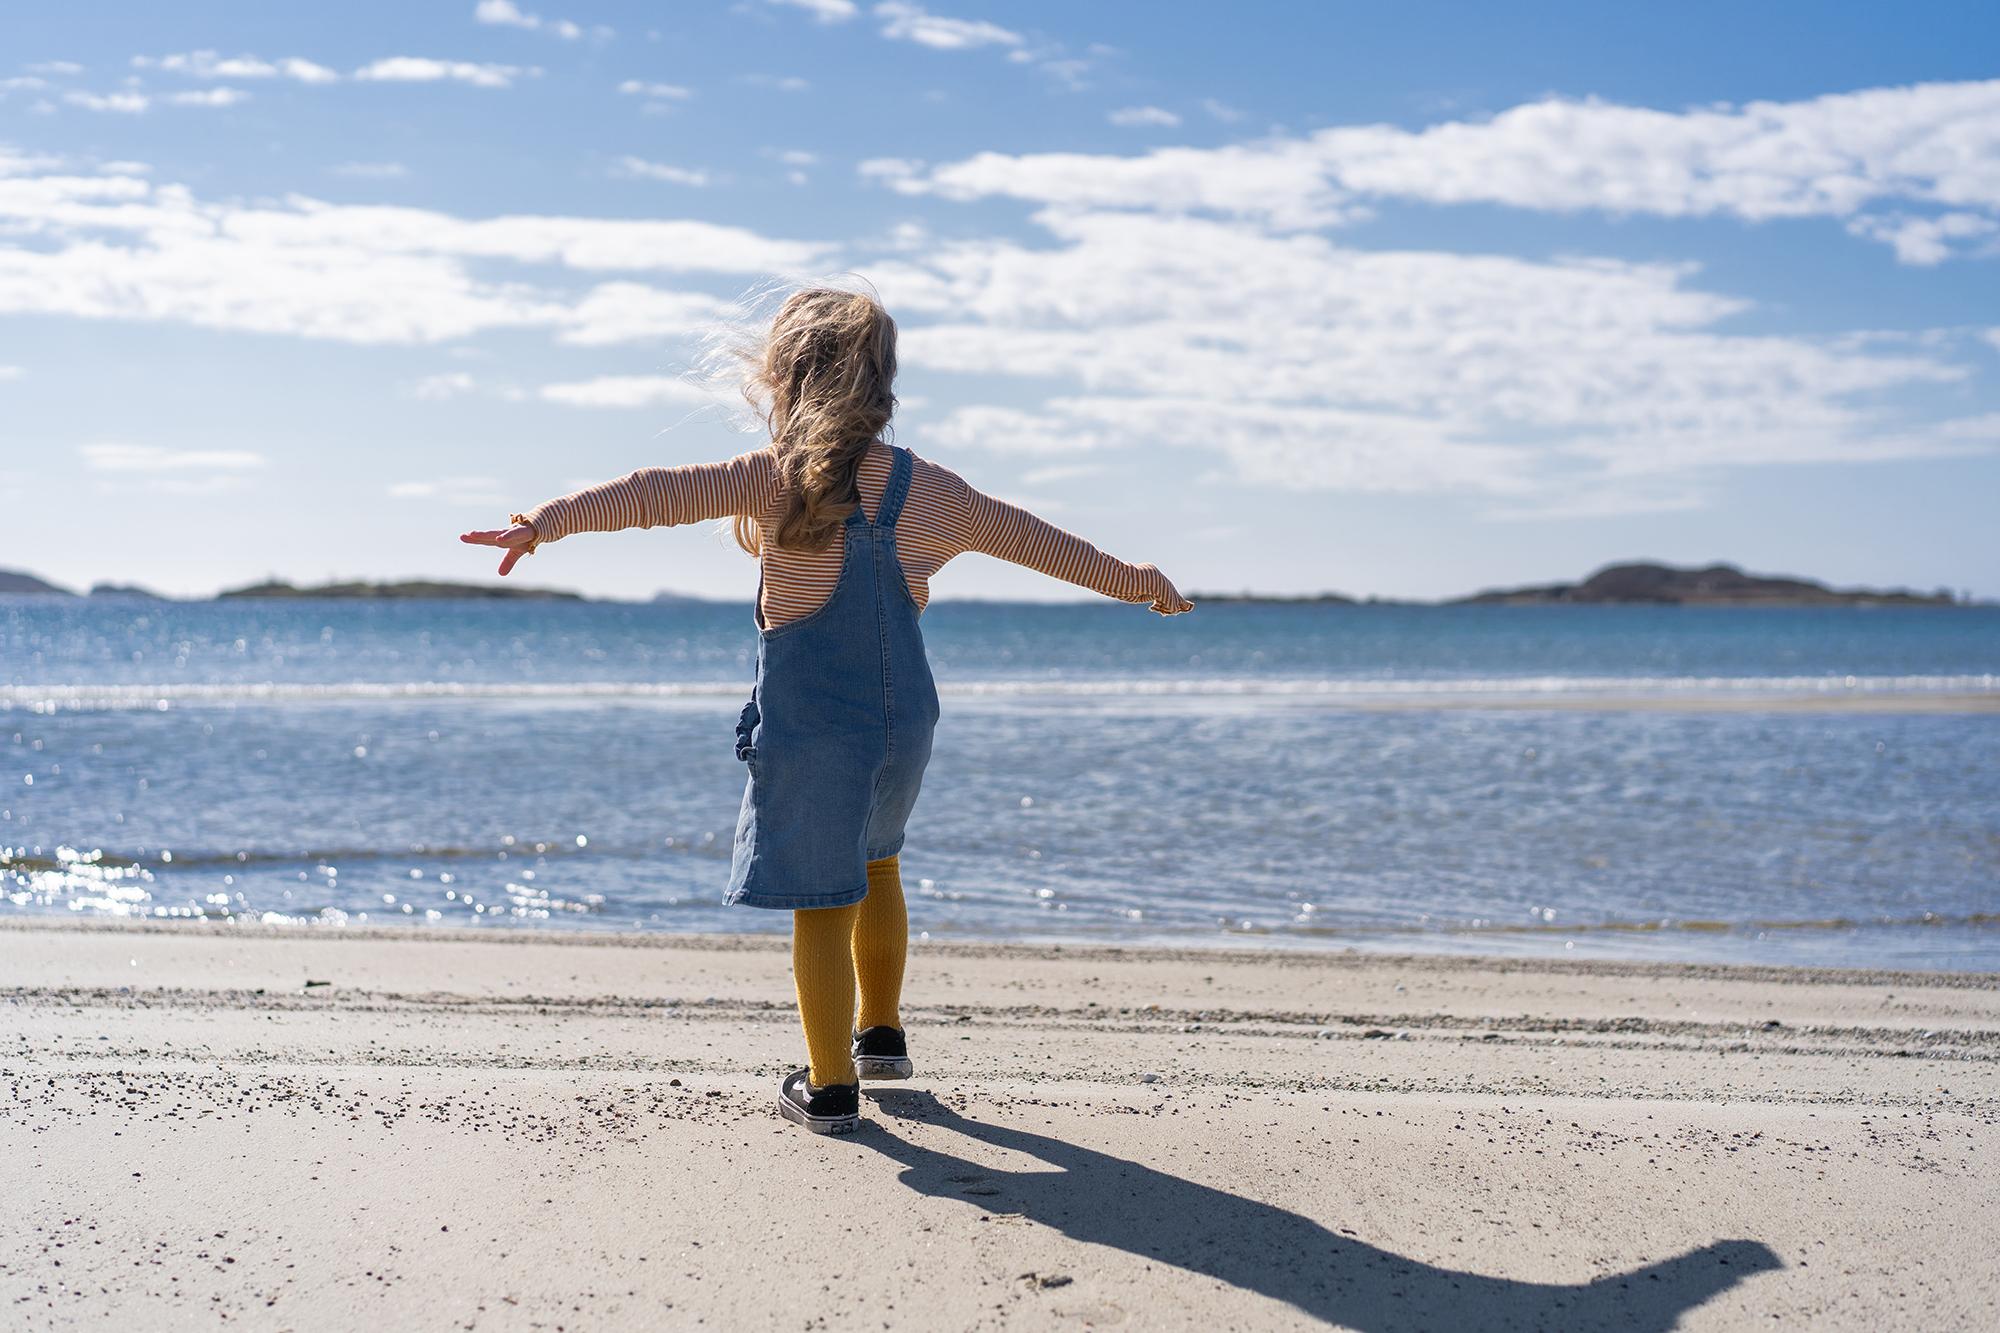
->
xmin=725 ymin=446 xmax=940 ymax=910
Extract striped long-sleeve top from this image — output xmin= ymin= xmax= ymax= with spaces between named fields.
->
xmin=516 ymin=442 xmax=1192 ymax=628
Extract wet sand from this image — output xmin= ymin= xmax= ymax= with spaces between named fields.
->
xmin=3 ymin=921 xmax=1995 ymax=1330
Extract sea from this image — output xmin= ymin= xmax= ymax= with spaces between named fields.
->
xmin=4 ymin=596 xmax=1997 ymax=970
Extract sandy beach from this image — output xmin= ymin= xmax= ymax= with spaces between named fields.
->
xmin=3 ymin=922 xmax=1994 ymax=1330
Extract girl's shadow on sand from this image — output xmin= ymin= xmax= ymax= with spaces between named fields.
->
xmin=861 ymin=1090 xmax=1779 ymax=1331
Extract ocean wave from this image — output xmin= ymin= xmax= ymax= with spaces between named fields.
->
xmin=3 ymin=674 xmax=1998 ymax=710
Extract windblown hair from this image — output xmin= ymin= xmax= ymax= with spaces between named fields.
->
xmin=729 ymin=286 xmax=898 ymax=555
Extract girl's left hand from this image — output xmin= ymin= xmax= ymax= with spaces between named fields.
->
xmin=459 ymin=522 xmax=538 ymax=576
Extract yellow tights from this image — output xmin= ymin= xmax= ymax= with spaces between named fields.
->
xmin=791 ymin=855 xmax=907 ymax=1086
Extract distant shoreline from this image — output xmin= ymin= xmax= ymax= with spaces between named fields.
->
xmin=0 ymin=560 xmax=1986 ymax=608
xmin=3 ymin=591 xmax=1989 ymax=610
xmin=3 ymin=592 xmax=1992 ymax=610
xmin=5 ymin=593 xmax=1991 ymax=611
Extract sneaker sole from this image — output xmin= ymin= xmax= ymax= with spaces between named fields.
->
xmin=775 ymin=1095 xmax=859 ymax=1135
xmin=855 ymin=1056 xmax=913 ymax=1081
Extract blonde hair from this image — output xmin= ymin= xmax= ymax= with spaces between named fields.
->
xmin=727 ymin=286 xmax=898 ymax=555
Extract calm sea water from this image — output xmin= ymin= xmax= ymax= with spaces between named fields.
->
xmin=4 ymin=597 xmax=1997 ymax=969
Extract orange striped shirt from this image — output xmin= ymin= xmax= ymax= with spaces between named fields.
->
xmin=518 ymin=443 xmax=1191 ymax=627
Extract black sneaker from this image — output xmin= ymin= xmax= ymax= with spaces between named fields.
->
xmin=852 ymin=1026 xmax=913 ymax=1081
xmin=776 ymin=1069 xmax=859 ymax=1134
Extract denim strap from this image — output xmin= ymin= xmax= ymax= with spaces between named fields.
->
xmin=874 ymin=446 xmax=915 ymax=530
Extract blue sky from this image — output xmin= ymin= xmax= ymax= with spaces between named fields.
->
xmin=3 ymin=0 xmax=1998 ymax=601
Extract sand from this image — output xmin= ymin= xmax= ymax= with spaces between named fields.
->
xmin=2 ymin=921 xmax=1994 ymax=1331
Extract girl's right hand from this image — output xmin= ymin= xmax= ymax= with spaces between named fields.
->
xmin=459 ymin=521 xmax=538 ymax=576
xmin=1138 ymin=563 xmax=1194 ymax=616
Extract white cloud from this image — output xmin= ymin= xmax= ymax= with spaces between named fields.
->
xmin=870 ymin=207 xmax=1986 ymax=508
xmin=474 ymin=1 xmax=606 ymax=41
xmin=27 ymin=62 xmax=84 ymax=76
xmin=1846 ymin=211 xmax=2000 ymax=265
xmin=774 ymin=149 xmax=817 ymax=187
xmin=776 ymin=150 xmax=818 ymax=167
xmin=159 ymin=53 xmax=283 ymax=78
xmin=538 ymin=375 xmax=714 ymax=408
xmin=1938 ymin=411 xmax=2000 ymax=439
xmin=1304 ymin=81 xmax=2000 ymax=241
xmin=354 ymin=58 xmax=533 ymax=89
xmin=557 ymin=283 xmax=732 ymax=346
xmin=773 ymin=0 xmax=858 ymax=20
xmin=611 ymin=156 xmax=710 ymax=187
xmin=331 ymin=161 xmax=410 ymax=179
xmin=1021 ymin=462 xmax=1103 ymax=486
xmin=617 ymin=79 xmax=692 ymax=101
xmin=133 ymin=51 xmax=339 ymax=83
xmin=0 ymin=364 xmax=21 ymax=381
xmin=874 ymin=3 xmax=1022 ymax=51
xmin=925 ymin=405 xmax=1110 ymax=455
xmin=859 ymin=157 xmax=924 ymax=181
xmin=823 ymin=1 xmax=1083 ymax=86
xmin=279 ymin=58 xmax=341 ymax=84
xmin=12 ymin=72 xmax=1989 ymax=522
xmin=0 ymin=163 xmax=825 ymax=345
xmin=741 ymin=74 xmax=810 ymax=93
xmin=1031 ymin=56 xmax=1092 ymax=92
xmin=1108 ymin=106 xmax=1178 ymax=129
xmin=410 ymin=371 xmax=476 ymax=400
xmin=388 ymin=476 xmax=508 ymax=504
xmin=867 ymin=142 xmax=1366 ymax=229
xmin=80 ymin=443 xmax=266 ymax=479
xmin=1 ymin=76 xmax=49 ymax=93
xmin=1201 ymin=98 xmax=1244 ymax=124
xmin=63 ymin=91 xmax=149 ymax=114
xmin=879 ymin=79 xmax=2000 ymax=258
xmin=167 ymin=87 xmax=251 ymax=108
xmin=0 ymin=147 xmax=63 ymax=175
xmin=475 ymin=0 xmax=537 ymax=28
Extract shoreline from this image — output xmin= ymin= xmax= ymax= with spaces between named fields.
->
xmin=8 ymin=683 xmax=2000 ymax=714
xmin=7 ymin=914 xmax=1998 ymax=981
xmin=6 ymin=916 xmax=2000 ymax=988
xmin=5 ymin=923 xmax=1995 ymax=1327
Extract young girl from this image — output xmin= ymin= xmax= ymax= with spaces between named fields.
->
xmin=462 ymin=288 xmax=1192 ymax=1134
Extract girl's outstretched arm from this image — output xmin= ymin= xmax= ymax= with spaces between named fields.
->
xmin=460 ymin=450 xmax=774 ymax=575
xmin=953 ymin=475 xmax=1193 ymax=615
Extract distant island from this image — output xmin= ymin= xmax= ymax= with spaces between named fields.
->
xmin=0 ymin=569 xmax=583 ymax=600
xmin=0 ymin=569 xmax=72 ymax=596
xmin=1184 ymin=590 xmax=1360 ymax=606
xmin=218 ymin=579 xmax=584 ymax=601
xmin=1188 ymin=562 xmax=1963 ymax=607
xmin=1452 ymin=562 xmax=1956 ymax=607
xmin=0 ymin=562 xmax=1974 ymax=606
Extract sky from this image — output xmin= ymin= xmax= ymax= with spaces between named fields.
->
xmin=2 ymin=0 xmax=1998 ymax=602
